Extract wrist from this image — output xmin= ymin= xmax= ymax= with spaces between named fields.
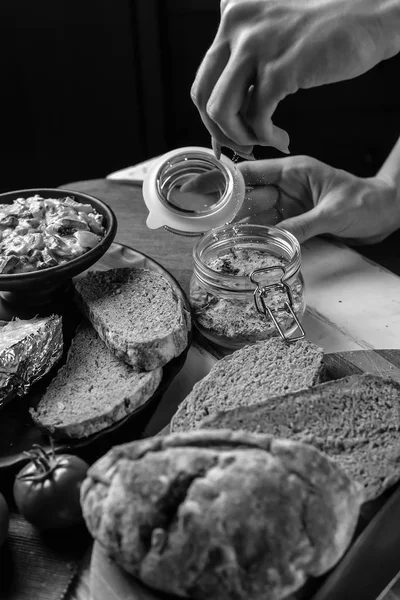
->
xmin=372 ymin=174 xmax=400 ymax=230
xmin=376 ymin=136 xmax=400 ymax=205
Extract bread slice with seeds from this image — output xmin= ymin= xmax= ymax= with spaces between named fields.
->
xmin=30 ymin=323 xmax=163 ymax=438
xmin=170 ymin=337 xmax=324 ymax=432
xmin=74 ymin=267 xmax=191 ymax=371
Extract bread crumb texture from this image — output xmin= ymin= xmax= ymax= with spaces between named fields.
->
xmin=80 ymin=430 xmax=362 ymax=600
xmin=170 ymin=338 xmax=324 ymax=432
xmin=202 ymin=373 xmax=400 ymax=502
xmin=30 ymin=323 xmax=162 ymax=438
xmin=75 ymin=267 xmax=191 ymax=370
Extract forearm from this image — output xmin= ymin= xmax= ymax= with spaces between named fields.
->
xmin=377 ymin=135 xmax=400 ymax=194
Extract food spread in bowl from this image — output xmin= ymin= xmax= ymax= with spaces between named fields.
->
xmin=0 ymin=194 xmax=105 ymax=274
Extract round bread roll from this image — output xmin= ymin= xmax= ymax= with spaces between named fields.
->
xmin=81 ymin=430 xmax=363 ymax=600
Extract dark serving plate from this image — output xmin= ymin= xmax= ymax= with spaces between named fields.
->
xmin=0 ymin=243 xmax=191 ymax=471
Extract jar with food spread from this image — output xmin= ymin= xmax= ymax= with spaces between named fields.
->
xmin=143 ymin=147 xmax=306 ymax=348
xmin=189 ymin=223 xmax=305 ymax=348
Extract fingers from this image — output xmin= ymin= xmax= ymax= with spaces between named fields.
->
xmin=211 ymin=137 xmax=222 ymax=160
xmin=191 ymin=42 xmax=230 ymax=111
xmin=235 ymin=185 xmax=280 ymax=221
xmin=180 ymin=155 xmax=283 ymax=196
xmin=237 ymin=158 xmax=286 ymax=186
xmin=206 ymin=49 xmax=258 ymax=147
xmin=180 ymin=170 xmax=225 ymax=194
xmin=191 ymin=44 xmax=254 ymax=157
xmin=211 ymin=136 xmax=256 ymax=161
xmin=193 ymin=51 xmax=290 ymax=154
xmin=277 ymin=207 xmax=331 ymax=244
xmin=238 ymin=208 xmax=281 ymax=226
xmin=247 ymin=66 xmax=291 ymax=153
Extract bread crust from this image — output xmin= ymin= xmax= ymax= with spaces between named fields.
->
xmin=201 ymin=373 xmax=400 ymax=501
xmin=81 ymin=430 xmax=362 ymax=600
xmin=30 ymin=324 xmax=163 ymax=438
xmin=75 ymin=268 xmax=191 ymax=371
xmin=171 ymin=338 xmax=324 ymax=432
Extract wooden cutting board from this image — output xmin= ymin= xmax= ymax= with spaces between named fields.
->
xmin=89 ymin=348 xmax=400 ymax=600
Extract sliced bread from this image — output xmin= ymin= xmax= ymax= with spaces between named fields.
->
xmin=30 ymin=323 xmax=163 ymax=438
xmin=74 ymin=267 xmax=191 ymax=371
xmin=200 ymin=373 xmax=400 ymax=501
xmin=170 ymin=338 xmax=324 ymax=432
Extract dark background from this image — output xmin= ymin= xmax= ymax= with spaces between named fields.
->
xmin=1 ymin=0 xmax=400 ymax=193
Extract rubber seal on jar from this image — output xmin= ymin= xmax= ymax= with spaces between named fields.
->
xmin=142 ymin=146 xmax=245 ymax=235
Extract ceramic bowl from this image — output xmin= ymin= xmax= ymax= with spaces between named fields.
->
xmin=0 ymin=187 xmax=117 ymax=312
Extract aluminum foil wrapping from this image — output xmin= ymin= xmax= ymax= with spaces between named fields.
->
xmin=0 ymin=314 xmax=63 ymax=410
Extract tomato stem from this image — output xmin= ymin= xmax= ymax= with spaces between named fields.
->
xmin=19 ymin=447 xmax=54 ymax=480
xmin=49 ymin=438 xmax=56 ymax=460
xmin=32 ymin=445 xmax=50 ymax=463
xmin=32 ymin=456 xmax=44 ymax=473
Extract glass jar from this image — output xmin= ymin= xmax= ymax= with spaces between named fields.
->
xmin=143 ymin=147 xmax=245 ymax=235
xmin=189 ymin=223 xmax=306 ymax=349
xmin=142 ymin=147 xmax=306 ymax=349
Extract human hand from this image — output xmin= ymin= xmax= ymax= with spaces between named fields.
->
xmin=191 ymin=0 xmax=400 ymax=156
xmin=237 ymin=156 xmax=400 ymax=244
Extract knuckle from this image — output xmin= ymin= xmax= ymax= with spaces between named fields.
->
xmin=237 ymin=31 xmax=260 ymax=56
xmin=290 ymin=154 xmax=314 ymax=170
xmin=220 ymin=0 xmax=230 ymax=13
xmin=206 ymin=100 xmax=224 ymax=124
xmin=222 ymin=1 xmax=243 ymax=26
xmin=221 ymin=0 xmax=260 ymax=31
xmin=190 ymin=81 xmax=207 ymax=109
xmin=298 ymin=222 xmax=311 ymax=239
xmin=258 ymin=62 xmax=291 ymax=101
xmin=190 ymin=84 xmax=200 ymax=107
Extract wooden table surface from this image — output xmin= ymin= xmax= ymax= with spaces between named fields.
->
xmin=57 ymin=177 xmax=400 ymax=600
xmin=66 ymin=178 xmax=196 ymax=292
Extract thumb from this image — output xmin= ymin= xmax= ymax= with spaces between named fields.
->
xmin=277 ymin=206 xmax=330 ymax=244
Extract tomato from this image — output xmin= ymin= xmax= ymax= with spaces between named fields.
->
xmin=0 ymin=492 xmax=9 ymax=546
xmin=13 ymin=444 xmax=89 ymax=530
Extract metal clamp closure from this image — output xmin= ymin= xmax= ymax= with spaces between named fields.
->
xmin=249 ymin=266 xmax=305 ymax=343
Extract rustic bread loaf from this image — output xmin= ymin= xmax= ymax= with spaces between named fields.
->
xmin=170 ymin=338 xmax=324 ymax=432
xmin=30 ymin=323 xmax=162 ymax=438
xmin=81 ymin=429 xmax=362 ymax=600
xmin=201 ymin=373 xmax=400 ymax=501
xmin=74 ymin=267 xmax=191 ymax=371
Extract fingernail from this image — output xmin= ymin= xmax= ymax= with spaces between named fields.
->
xmin=211 ymin=137 xmax=221 ymax=160
xmin=235 ymin=150 xmax=256 ymax=161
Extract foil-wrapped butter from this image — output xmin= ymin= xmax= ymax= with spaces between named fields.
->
xmin=0 ymin=315 xmax=63 ymax=410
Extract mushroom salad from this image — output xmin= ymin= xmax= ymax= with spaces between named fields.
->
xmin=0 ymin=195 xmax=105 ymax=274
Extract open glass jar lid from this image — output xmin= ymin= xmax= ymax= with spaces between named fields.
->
xmin=142 ymin=147 xmax=245 ymax=236
xmin=142 ymin=146 xmax=306 ymax=344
